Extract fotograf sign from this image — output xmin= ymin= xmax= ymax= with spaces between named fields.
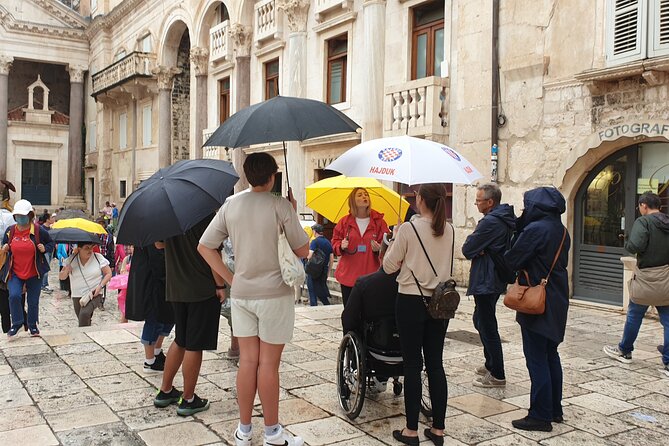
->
xmin=598 ymin=122 xmax=669 ymax=141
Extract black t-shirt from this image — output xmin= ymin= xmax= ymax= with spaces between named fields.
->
xmin=165 ymin=215 xmax=216 ymax=303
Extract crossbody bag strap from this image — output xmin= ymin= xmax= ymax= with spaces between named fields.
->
xmin=545 ymin=227 xmax=567 ymax=282
xmin=408 ymin=221 xmax=437 ymax=277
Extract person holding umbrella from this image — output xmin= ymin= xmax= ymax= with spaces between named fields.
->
xmin=1 ymin=199 xmax=54 ymax=338
xmin=331 ymin=188 xmax=389 ymax=306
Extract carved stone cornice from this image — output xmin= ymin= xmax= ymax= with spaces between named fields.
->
xmin=86 ymin=0 xmax=143 ymax=38
xmin=68 ymin=65 xmax=87 ymax=83
xmin=31 ymin=0 xmax=89 ymax=28
xmin=0 ymin=5 xmax=87 ymax=41
xmin=277 ymin=0 xmax=311 ymax=33
xmin=0 ymin=55 xmax=13 ymax=75
xmin=152 ymin=66 xmax=182 ymax=90
xmin=190 ymin=47 xmax=210 ymax=76
xmin=229 ymin=24 xmax=253 ymax=58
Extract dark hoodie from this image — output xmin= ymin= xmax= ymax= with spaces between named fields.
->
xmin=625 ymin=212 xmax=669 ymax=269
xmin=504 ymin=187 xmax=571 ymax=344
xmin=462 ymin=204 xmax=516 ymax=295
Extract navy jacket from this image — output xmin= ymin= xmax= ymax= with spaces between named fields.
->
xmin=504 ymin=188 xmax=571 ymax=344
xmin=462 ymin=204 xmax=516 ymax=295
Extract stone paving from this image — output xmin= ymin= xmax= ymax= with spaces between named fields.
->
xmin=1 ymin=273 xmax=668 ymax=445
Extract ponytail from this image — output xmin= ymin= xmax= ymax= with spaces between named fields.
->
xmin=418 ymin=183 xmax=448 ymax=237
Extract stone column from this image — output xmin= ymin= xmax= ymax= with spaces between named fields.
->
xmin=130 ymin=99 xmax=137 ymax=193
xmin=153 ymin=66 xmax=181 ymax=168
xmin=362 ymin=0 xmax=386 ymax=141
xmin=0 ymin=56 xmax=12 ymax=180
xmin=190 ymin=47 xmax=209 ymax=160
xmin=230 ymin=24 xmax=252 ymax=192
xmin=278 ymin=0 xmax=310 ymax=210
xmin=63 ymin=65 xmax=87 ymax=209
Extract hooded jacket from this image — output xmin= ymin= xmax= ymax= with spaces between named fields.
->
xmin=625 ymin=212 xmax=669 ymax=269
xmin=462 ymin=204 xmax=516 ymax=295
xmin=504 ymin=187 xmax=571 ymax=343
xmin=332 ymin=209 xmax=389 ymax=288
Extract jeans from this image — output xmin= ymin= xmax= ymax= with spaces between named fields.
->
xmin=619 ymin=301 xmax=669 ymax=365
xmin=141 ymin=317 xmax=174 ymax=345
xmin=307 ymin=274 xmax=331 ymax=306
xmin=41 ymin=253 xmax=52 ymax=288
xmin=396 ymin=293 xmax=448 ymax=430
xmin=521 ymin=328 xmax=563 ymax=422
xmin=473 ymin=294 xmax=505 ymax=379
xmin=8 ymin=275 xmax=41 ymax=328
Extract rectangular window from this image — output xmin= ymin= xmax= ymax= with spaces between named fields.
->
xmin=120 ymin=180 xmax=127 ymax=199
xmin=119 ymin=112 xmax=127 ymax=149
xmin=141 ymin=35 xmax=151 ymax=53
xmin=327 ymin=35 xmax=347 ymax=104
xmin=91 ymin=0 xmax=97 ymax=11
xmin=89 ymin=121 xmax=96 ymax=152
xmin=271 ymin=171 xmax=283 ymax=196
xmin=265 ymin=59 xmax=280 ymax=99
xmin=142 ymin=105 xmax=152 ymax=147
xmin=115 ymin=50 xmax=126 ymax=62
xmin=411 ymin=0 xmax=445 ymax=79
xmin=606 ymin=0 xmax=669 ymax=64
xmin=219 ymin=77 xmax=231 ymax=123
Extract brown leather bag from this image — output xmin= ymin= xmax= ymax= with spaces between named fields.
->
xmin=504 ymin=228 xmax=566 ymax=315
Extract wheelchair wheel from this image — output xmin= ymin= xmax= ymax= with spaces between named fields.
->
xmin=392 ymin=378 xmax=403 ymax=396
xmin=420 ymin=370 xmax=433 ymax=418
xmin=336 ymin=332 xmax=366 ymax=420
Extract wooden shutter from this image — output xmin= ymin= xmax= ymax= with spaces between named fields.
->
xmin=606 ymin=0 xmax=647 ymax=64
xmin=650 ymin=0 xmax=669 ymax=56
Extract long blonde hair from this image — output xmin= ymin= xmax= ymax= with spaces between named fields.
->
xmin=348 ymin=188 xmax=371 ymax=217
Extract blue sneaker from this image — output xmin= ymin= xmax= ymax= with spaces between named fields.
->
xmin=7 ymin=325 xmax=21 ymax=340
xmin=29 ymin=326 xmax=40 ymax=337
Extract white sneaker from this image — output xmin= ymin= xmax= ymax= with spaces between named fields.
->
xmin=368 ymin=376 xmax=388 ymax=394
xmin=234 ymin=424 xmax=252 ymax=446
xmin=263 ymin=426 xmax=303 ymax=446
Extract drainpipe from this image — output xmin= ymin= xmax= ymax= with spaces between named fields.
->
xmin=491 ymin=0 xmax=500 ymax=183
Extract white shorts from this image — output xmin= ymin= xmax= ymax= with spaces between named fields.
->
xmin=231 ymin=294 xmax=295 ymax=344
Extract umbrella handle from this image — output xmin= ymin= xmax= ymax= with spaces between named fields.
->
xmin=282 ymin=141 xmax=290 ymax=191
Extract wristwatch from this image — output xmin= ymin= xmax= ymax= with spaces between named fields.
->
xmin=215 ymin=284 xmax=227 ymax=290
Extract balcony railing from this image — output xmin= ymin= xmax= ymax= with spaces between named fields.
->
xmin=202 ymin=128 xmax=221 ymax=160
xmin=255 ymin=0 xmax=283 ymax=47
xmin=384 ymin=76 xmax=449 ymax=137
xmin=314 ymin=0 xmax=350 ymax=22
xmin=210 ymin=20 xmax=233 ymax=63
xmin=92 ymin=52 xmax=156 ymax=96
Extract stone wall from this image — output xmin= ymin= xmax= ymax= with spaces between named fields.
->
xmin=8 ymin=61 xmax=70 ymax=114
xmin=171 ymin=32 xmax=191 ymax=162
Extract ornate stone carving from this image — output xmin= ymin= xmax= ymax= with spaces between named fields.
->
xmin=68 ymin=65 xmax=87 ymax=83
xmin=277 ymin=0 xmax=311 ymax=33
xmin=0 ymin=4 xmax=87 ymax=40
xmin=190 ymin=47 xmax=209 ymax=76
xmin=0 ymin=55 xmax=13 ymax=75
xmin=229 ymin=24 xmax=253 ymax=58
xmin=152 ymin=66 xmax=182 ymax=90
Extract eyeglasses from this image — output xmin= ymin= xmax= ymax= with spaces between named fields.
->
xmin=475 ymin=198 xmax=491 ymax=204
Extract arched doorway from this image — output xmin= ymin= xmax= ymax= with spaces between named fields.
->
xmin=573 ymin=142 xmax=669 ymax=305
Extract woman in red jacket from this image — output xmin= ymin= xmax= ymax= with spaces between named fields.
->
xmin=332 ymin=188 xmax=389 ymax=306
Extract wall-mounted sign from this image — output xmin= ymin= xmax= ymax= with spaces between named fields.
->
xmin=598 ymin=122 xmax=669 ymax=141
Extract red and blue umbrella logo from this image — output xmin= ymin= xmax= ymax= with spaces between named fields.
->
xmin=442 ymin=147 xmax=461 ymax=161
xmin=378 ymin=147 xmax=403 ymax=162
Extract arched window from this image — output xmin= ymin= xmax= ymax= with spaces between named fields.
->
xmin=217 ymin=3 xmax=230 ymax=23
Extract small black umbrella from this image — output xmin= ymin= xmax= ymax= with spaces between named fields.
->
xmin=116 ymin=159 xmax=239 ymax=247
xmin=55 ymin=209 xmax=90 ymax=221
xmin=49 ymin=228 xmax=102 ymax=245
xmin=203 ymin=96 xmax=361 ymax=188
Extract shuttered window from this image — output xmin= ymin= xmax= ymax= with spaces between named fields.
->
xmin=142 ymin=105 xmax=152 ymax=147
xmin=606 ymin=0 xmax=669 ymax=64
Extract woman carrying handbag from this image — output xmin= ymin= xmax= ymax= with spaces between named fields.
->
xmin=503 ymin=187 xmax=571 ymax=433
xmin=383 ymin=183 xmax=453 ymax=446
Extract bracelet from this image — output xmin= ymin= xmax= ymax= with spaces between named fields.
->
xmin=215 ymin=284 xmax=227 ymax=290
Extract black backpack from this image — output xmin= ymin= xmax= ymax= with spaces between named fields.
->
xmin=305 ymin=248 xmax=327 ymax=278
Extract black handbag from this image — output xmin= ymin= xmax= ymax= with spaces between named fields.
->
xmin=408 ymin=221 xmax=460 ymax=320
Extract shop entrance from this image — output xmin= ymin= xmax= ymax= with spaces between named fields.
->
xmin=573 ymin=142 xmax=669 ymax=305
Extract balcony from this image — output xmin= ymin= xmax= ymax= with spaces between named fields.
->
xmin=254 ymin=0 xmax=283 ymax=48
xmin=314 ymin=0 xmax=350 ymax=22
xmin=202 ymin=128 xmax=222 ymax=160
xmin=92 ymin=52 xmax=156 ymax=97
xmin=383 ymin=76 xmax=449 ymax=138
xmin=210 ymin=20 xmax=233 ymax=63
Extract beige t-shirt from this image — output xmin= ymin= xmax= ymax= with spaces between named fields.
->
xmin=383 ymin=215 xmax=453 ymax=296
xmin=199 ymin=191 xmax=309 ymax=299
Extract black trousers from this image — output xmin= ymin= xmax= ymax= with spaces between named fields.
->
xmin=396 ymin=293 xmax=448 ymax=430
xmin=473 ymin=293 xmax=505 ymax=379
xmin=0 ymin=288 xmax=9 ymax=333
xmin=340 ymin=285 xmax=353 ymax=307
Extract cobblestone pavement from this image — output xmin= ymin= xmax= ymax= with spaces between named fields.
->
xmin=1 ymin=271 xmax=668 ymax=445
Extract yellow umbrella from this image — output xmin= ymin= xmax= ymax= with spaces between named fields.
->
xmin=306 ymin=176 xmax=410 ymax=227
xmin=52 ymin=218 xmax=107 ymax=234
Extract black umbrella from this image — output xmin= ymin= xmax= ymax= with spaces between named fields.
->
xmin=49 ymin=228 xmax=102 ymax=245
xmin=116 ymin=159 xmax=239 ymax=247
xmin=55 ymin=209 xmax=90 ymax=221
xmin=203 ymin=96 xmax=361 ymax=188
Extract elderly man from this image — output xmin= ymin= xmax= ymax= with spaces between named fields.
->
xmin=462 ymin=183 xmax=516 ymax=388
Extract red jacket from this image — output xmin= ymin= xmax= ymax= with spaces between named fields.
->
xmin=332 ymin=210 xmax=389 ymax=287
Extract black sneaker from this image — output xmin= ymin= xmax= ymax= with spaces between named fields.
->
xmin=176 ymin=394 xmax=210 ymax=416
xmin=144 ymin=359 xmax=164 ymax=372
xmin=155 ymin=351 xmax=166 ymax=366
xmin=29 ymin=326 xmax=40 ymax=337
xmin=512 ymin=416 xmax=552 ymax=432
xmin=154 ymin=387 xmax=182 ymax=408
xmin=7 ymin=325 xmax=21 ymax=340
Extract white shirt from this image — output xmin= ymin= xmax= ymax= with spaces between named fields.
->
xmin=356 ymin=217 xmax=370 ymax=235
xmin=64 ymin=253 xmax=109 ymax=297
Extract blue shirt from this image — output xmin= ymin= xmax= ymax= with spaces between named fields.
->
xmin=310 ymin=236 xmax=333 ymax=259
xmin=112 ymin=208 xmax=119 ymax=218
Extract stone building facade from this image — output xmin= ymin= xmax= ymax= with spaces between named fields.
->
xmin=2 ymin=0 xmax=669 ymax=307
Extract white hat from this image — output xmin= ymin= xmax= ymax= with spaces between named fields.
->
xmin=12 ymin=199 xmax=34 ymax=216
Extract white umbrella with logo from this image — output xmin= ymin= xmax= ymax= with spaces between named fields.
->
xmin=326 ymin=135 xmax=482 ymax=186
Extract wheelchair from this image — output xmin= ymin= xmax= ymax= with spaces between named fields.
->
xmin=336 ymin=318 xmax=432 ymax=420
